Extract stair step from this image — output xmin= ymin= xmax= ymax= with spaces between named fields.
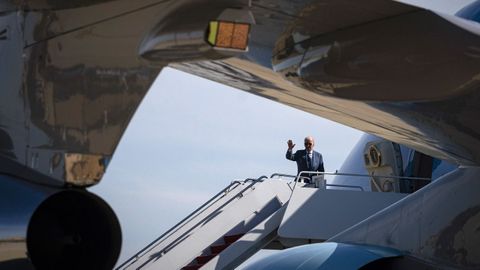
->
xmin=196 ymin=254 xmax=216 ymax=264
xmin=182 ymin=234 xmax=245 ymax=269
xmin=210 ymin=243 xmax=229 ymax=254
xmin=223 ymin=234 xmax=244 ymax=244
xmin=182 ymin=264 xmax=204 ymax=270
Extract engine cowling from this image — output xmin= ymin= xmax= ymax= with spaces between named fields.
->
xmin=0 ymin=174 xmax=121 ymax=270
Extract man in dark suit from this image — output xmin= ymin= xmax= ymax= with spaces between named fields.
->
xmin=286 ymin=136 xmax=324 ymax=182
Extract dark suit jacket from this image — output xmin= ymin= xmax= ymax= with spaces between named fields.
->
xmin=286 ymin=149 xmax=324 ymax=179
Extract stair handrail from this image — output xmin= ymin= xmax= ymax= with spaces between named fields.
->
xmin=244 ymin=175 xmax=268 ymax=182
xmin=291 ymin=171 xmax=431 ymax=191
xmin=116 ymin=176 xmax=266 ymax=270
xmin=117 ymin=180 xmax=242 ymax=269
xmin=159 ymin=177 xmax=266 ymax=254
xmin=306 ymin=171 xmax=431 ymax=181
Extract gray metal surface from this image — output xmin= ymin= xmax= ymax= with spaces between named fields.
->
xmin=331 ymin=167 xmax=480 ymax=269
xmin=201 ymin=204 xmax=287 ymax=270
xmin=242 ymin=242 xmax=403 ymax=270
xmin=1 ymin=1 xmax=164 ymax=186
xmin=278 ymin=186 xmax=406 ymax=242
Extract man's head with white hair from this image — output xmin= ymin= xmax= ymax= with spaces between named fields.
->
xmin=304 ymin=136 xmax=315 ymax=152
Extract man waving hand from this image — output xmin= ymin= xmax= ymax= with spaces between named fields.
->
xmin=286 ymin=136 xmax=325 ymax=181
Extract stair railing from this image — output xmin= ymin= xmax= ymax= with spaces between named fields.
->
xmin=286 ymin=171 xmax=431 ymax=192
xmin=117 ymin=176 xmax=267 ymax=270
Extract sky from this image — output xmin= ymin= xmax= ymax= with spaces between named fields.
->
xmin=90 ymin=68 xmax=363 ymax=267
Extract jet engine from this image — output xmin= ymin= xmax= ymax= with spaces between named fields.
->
xmin=0 ymin=174 xmax=121 ymax=270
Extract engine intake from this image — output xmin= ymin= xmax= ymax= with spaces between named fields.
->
xmin=0 ymin=174 xmax=121 ymax=270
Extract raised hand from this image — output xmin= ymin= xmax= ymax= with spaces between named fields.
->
xmin=287 ymin=139 xmax=295 ymax=150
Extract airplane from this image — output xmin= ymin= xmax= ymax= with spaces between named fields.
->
xmin=1 ymin=0 xmax=480 ymax=269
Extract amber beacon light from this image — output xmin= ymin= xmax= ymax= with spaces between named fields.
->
xmin=207 ymin=21 xmax=250 ymax=51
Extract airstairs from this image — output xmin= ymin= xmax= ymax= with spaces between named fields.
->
xmin=117 ymin=172 xmax=427 ymax=270
xmin=117 ymin=177 xmax=292 ymax=270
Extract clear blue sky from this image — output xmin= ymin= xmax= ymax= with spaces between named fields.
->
xmin=90 ymin=68 xmax=363 ymax=266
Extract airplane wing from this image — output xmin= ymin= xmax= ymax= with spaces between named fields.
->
xmin=171 ymin=0 xmax=480 ymax=167
xmin=1 ymin=1 xmax=167 ymax=187
xmin=2 ymin=0 xmax=479 ymax=187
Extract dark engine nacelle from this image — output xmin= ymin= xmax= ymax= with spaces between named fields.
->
xmin=0 ymin=174 xmax=121 ymax=270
